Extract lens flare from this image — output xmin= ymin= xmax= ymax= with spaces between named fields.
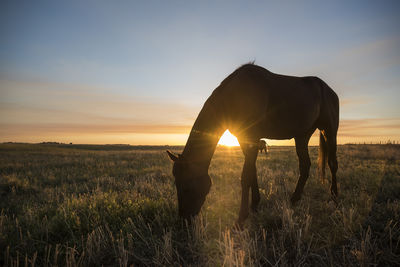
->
xmin=218 ymin=130 xmax=240 ymax=146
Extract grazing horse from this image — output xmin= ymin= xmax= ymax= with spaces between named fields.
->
xmin=258 ymin=139 xmax=267 ymax=154
xmin=167 ymin=63 xmax=339 ymax=225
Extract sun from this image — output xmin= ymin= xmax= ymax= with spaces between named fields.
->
xmin=218 ymin=129 xmax=240 ymax=146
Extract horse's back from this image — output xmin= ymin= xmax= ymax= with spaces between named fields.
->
xmin=212 ymin=64 xmax=328 ymax=139
xmin=215 ymin=64 xmax=322 ymax=104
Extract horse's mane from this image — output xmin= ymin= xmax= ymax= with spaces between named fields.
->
xmin=218 ymin=61 xmax=256 ymax=88
xmin=240 ymin=60 xmax=256 ymax=67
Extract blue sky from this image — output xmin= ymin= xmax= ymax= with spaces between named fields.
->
xmin=1 ymin=1 xmax=399 ymax=144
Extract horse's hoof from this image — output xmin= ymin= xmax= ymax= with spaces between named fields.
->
xmin=330 ymin=195 xmax=338 ymax=206
xmin=250 ymin=205 xmax=259 ymax=213
xmin=234 ymin=220 xmax=245 ymax=231
xmin=330 ymin=188 xmax=338 ymax=197
xmin=330 ymin=188 xmax=339 ymax=204
xmin=290 ymin=195 xmax=301 ymax=206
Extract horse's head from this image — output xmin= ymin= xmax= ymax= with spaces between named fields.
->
xmin=166 ymin=150 xmax=211 ymax=219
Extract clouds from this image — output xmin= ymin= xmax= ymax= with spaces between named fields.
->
xmin=311 ymin=36 xmax=400 ymax=90
xmin=339 ymin=118 xmax=400 ymax=138
xmin=0 ymin=79 xmax=199 ymax=125
xmin=0 ymin=78 xmax=196 ymax=144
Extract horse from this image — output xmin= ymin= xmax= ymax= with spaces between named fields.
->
xmin=258 ymin=139 xmax=268 ymax=154
xmin=167 ymin=63 xmax=339 ymax=225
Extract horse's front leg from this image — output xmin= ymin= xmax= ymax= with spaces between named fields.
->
xmin=238 ymin=145 xmax=259 ymax=225
xmin=238 ymin=169 xmax=251 ymax=225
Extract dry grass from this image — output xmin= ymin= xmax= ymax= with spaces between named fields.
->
xmin=0 ymin=143 xmax=399 ymax=266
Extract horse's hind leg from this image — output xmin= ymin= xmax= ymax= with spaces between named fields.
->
xmin=326 ymin=131 xmax=338 ymax=198
xmin=250 ymin=161 xmax=260 ymax=212
xmin=291 ymin=135 xmax=312 ymax=205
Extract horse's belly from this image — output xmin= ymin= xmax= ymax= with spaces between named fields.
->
xmin=260 ymin=112 xmax=317 ymax=139
xmin=262 ymin=125 xmax=297 ymax=140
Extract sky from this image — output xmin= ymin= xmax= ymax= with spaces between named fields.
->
xmin=1 ymin=0 xmax=399 ymax=145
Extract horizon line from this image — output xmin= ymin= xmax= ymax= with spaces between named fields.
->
xmin=2 ymin=141 xmax=399 ymax=147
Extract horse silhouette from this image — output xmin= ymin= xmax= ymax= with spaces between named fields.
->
xmin=167 ymin=63 xmax=339 ymax=225
xmin=258 ymin=139 xmax=268 ymax=154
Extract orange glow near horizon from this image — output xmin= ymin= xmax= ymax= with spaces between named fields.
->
xmin=1 ymin=119 xmax=400 ymax=146
xmin=218 ymin=130 xmax=240 ymax=146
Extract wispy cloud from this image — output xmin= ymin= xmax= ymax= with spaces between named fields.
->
xmin=339 ymin=118 xmax=400 ymax=137
xmin=0 ymin=123 xmax=191 ymax=135
xmin=0 ymin=78 xmax=198 ymax=144
xmin=340 ymin=97 xmax=372 ymax=107
xmin=307 ymin=36 xmax=400 ymax=88
xmin=0 ymin=79 xmax=199 ymax=125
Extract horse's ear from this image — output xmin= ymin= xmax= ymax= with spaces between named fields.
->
xmin=166 ymin=150 xmax=179 ymax=162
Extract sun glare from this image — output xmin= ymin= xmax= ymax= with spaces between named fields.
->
xmin=218 ymin=130 xmax=240 ymax=146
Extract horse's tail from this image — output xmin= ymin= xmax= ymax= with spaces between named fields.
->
xmin=318 ymin=131 xmax=328 ymax=180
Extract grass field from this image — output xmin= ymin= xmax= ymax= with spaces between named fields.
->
xmin=1 ymin=143 xmax=399 ymax=266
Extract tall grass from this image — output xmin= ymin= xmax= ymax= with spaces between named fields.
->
xmin=1 ymin=144 xmax=399 ymax=266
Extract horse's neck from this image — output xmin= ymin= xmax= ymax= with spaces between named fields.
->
xmin=182 ymin=101 xmax=222 ymax=169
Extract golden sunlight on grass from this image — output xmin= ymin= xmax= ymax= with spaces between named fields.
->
xmin=218 ymin=129 xmax=240 ymax=146
xmin=1 ymin=144 xmax=400 ymax=265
